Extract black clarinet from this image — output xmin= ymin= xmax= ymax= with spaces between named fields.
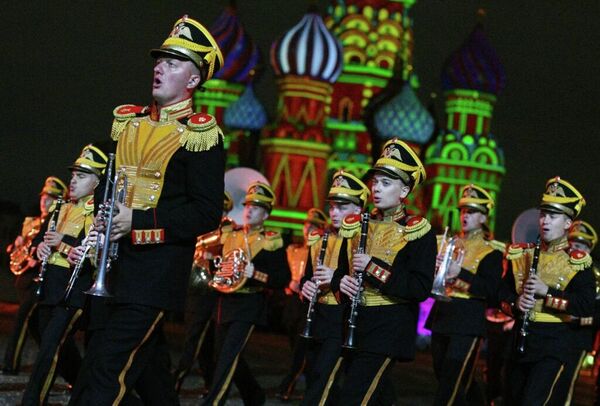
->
xmin=35 ymin=196 xmax=65 ymax=298
xmin=300 ymin=230 xmax=330 ymax=339
xmin=517 ymin=235 xmax=542 ymax=354
xmin=342 ymin=212 xmax=370 ymax=349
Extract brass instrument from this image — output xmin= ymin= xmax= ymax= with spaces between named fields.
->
xmin=209 ymin=226 xmax=252 ymax=293
xmin=86 ymin=165 xmax=126 ymax=298
xmin=431 ymin=227 xmax=465 ymax=301
xmin=516 ymin=235 xmax=541 ymax=355
xmin=343 ymin=212 xmax=370 ymax=350
xmin=189 ymin=229 xmax=222 ymax=291
xmin=9 ymin=218 xmax=42 ymax=275
xmin=300 ymin=230 xmax=330 ymax=339
xmin=35 ymin=196 xmax=65 ymax=298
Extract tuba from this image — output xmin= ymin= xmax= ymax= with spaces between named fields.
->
xmin=431 ymin=227 xmax=465 ymax=301
xmin=209 ymin=226 xmax=251 ymax=293
xmin=8 ymin=218 xmax=42 ymax=275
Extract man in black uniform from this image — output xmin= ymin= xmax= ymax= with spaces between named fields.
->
xmin=2 ymin=177 xmax=67 ymax=375
xmin=426 ymin=184 xmax=505 ymax=405
xmin=300 ymin=170 xmax=369 ymax=405
xmin=276 ymin=207 xmax=328 ymax=401
xmin=334 ymin=139 xmax=437 ymax=405
xmin=23 ymin=144 xmax=108 ymax=405
xmin=174 ymin=192 xmax=234 ymax=395
xmin=500 ymin=176 xmax=594 ymax=405
xmin=73 ymin=15 xmax=225 ymax=405
xmin=548 ymin=219 xmax=599 ymax=404
xmin=203 ymin=182 xmax=290 ymax=405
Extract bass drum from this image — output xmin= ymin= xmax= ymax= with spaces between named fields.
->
xmin=511 ymin=208 xmax=540 ymax=244
xmin=224 ymin=167 xmax=270 ymax=226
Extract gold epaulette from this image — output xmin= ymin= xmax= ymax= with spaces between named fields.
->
xmin=339 ymin=214 xmax=362 ymax=238
xmin=506 ymin=243 xmax=533 ymax=260
xmin=307 ymin=230 xmax=323 ymax=246
xmin=111 ymin=104 xmax=148 ymax=141
xmin=263 ymin=230 xmax=283 ymax=251
xmin=180 ymin=113 xmax=223 ymax=152
xmin=404 ymin=216 xmax=431 ymax=241
xmin=490 ymin=239 xmax=507 ymax=253
xmin=569 ymin=250 xmax=593 ymax=271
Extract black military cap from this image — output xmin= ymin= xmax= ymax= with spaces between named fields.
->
xmin=40 ymin=176 xmax=67 ymax=199
xmin=68 ymin=144 xmax=108 ymax=177
xmin=539 ymin=176 xmax=585 ymax=219
xmin=569 ymin=220 xmax=597 ymax=250
xmin=368 ymin=138 xmax=426 ymax=190
xmin=458 ymin=184 xmax=494 ymax=214
xmin=151 ymin=15 xmax=224 ymax=81
xmin=305 ymin=208 xmax=328 ymax=227
xmin=244 ymin=182 xmax=275 ymax=212
xmin=328 ymin=170 xmax=370 ymax=209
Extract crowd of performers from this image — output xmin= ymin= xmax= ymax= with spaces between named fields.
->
xmin=2 ymin=14 xmax=599 ymax=406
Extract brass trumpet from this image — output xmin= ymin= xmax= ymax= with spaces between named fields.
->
xmin=431 ymin=228 xmax=465 ymax=301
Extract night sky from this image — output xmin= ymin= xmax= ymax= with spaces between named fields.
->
xmin=2 ymin=0 xmax=599 ymax=245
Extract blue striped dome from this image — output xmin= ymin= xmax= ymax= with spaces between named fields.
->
xmin=270 ymin=13 xmax=343 ymax=83
xmin=374 ymin=84 xmax=434 ymax=145
xmin=224 ymin=85 xmax=267 ymax=131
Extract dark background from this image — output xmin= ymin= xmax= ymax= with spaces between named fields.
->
xmin=1 ymin=0 xmax=599 ymax=243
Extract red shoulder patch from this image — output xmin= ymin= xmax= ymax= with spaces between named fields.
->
xmin=570 ymin=250 xmax=587 ymax=260
xmin=115 ymin=104 xmax=146 ymax=116
xmin=406 ymin=216 xmax=424 ymax=227
xmin=343 ymin=214 xmax=361 ymax=225
xmin=188 ymin=113 xmax=214 ymax=125
xmin=309 ymin=229 xmax=324 ymax=238
xmin=265 ymin=230 xmax=279 ymax=237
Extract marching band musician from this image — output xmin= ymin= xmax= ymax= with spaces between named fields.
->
xmin=499 ymin=177 xmax=595 ymax=405
xmin=72 ymin=16 xmax=225 ymax=405
xmin=22 ymin=144 xmax=108 ymax=405
xmin=277 ymin=207 xmax=328 ymax=401
xmin=333 ymin=139 xmax=437 ymax=405
xmin=426 ymin=184 xmax=505 ymax=405
xmin=174 ymin=192 xmax=235 ymax=395
xmin=300 ymin=171 xmax=369 ymax=405
xmin=2 ymin=177 xmax=67 ymax=376
xmin=203 ymin=182 xmax=290 ymax=405
xmin=548 ymin=220 xmax=599 ymax=404
xmin=2 ymin=176 xmax=67 ymax=375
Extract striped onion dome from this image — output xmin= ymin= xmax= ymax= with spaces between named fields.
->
xmin=211 ymin=6 xmax=261 ymax=84
xmin=270 ymin=12 xmax=343 ymax=83
xmin=374 ymin=83 xmax=434 ymax=145
xmin=224 ymin=85 xmax=267 ymax=130
xmin=441 ymin=24 xmax=506 ymax=95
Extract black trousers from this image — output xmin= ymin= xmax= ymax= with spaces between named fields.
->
xmin=507 ymin=356 xmax=564 ymax=405
xmin=75 ymin=303 xmax=178 ymax=406
xmin=548 ymin=349 xmax=586 ymax=405
xmin=431 ymin=332 xmax=481 ymax=406
xmin=22 ymin=305 xmax=83 ymax=405
xmin=279 ymin=294 xmax=308 ymax=396
xmin=336 ymin=351 xmax=394 ymax=406
xmin=202 ymin=320 xmax=263 ymax=406
xmin=485 ymin=321 xmax=512 ymax=402
xmin=174 ymin=291 xmax=215 ymax=392
xmin=3 ymin=284 xmax=40 ymax=372
xmin=302 ymin=337 xmax=343 ymax=405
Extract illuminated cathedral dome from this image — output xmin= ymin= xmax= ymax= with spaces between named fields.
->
xmin=211 ymin=6 xmax=261 ymax=84
xmin=270 ymin=12 xmax=343 ymax=83
xmin=374 ymin=83 xmax=434 ymax=145
xmin=441 ymin=24 xmax=506 ymax=95
xmin=224 ymin=85 xmax=267 ymax=131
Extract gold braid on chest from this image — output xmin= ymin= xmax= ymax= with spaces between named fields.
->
xmin=351 ymin=220 xmax=406 ymax=269
xmin=116 ymin=117 xmax=184 ymax=210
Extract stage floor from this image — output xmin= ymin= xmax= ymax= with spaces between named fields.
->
xmin=0 ymin=301 xmax=595 ymax=405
